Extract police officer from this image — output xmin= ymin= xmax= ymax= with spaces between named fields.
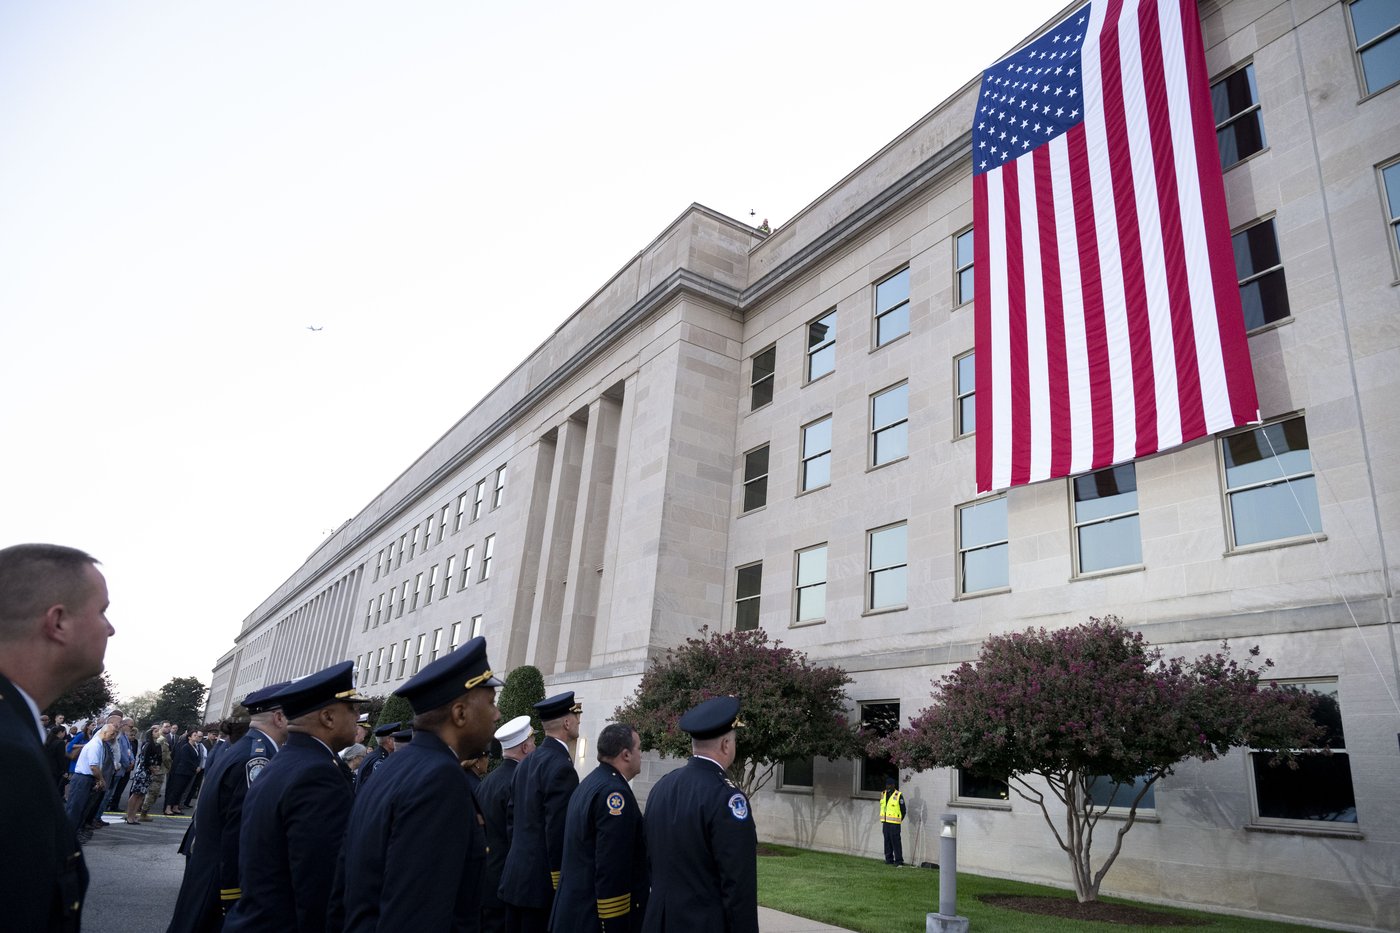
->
xmin=879 ymin=776 xmax=907 ymax=866
xmin=165 ymin=682 xmax=289 ymax=933
xmin=223 ymin=662 xmax=367 ymax=933
xmin=641 ymin=696 xmax=757 ymax=933
xmin=339 ymin=636 xmax=502 ymax=932
xmin=355 ymin=722 xmax=399 ymax=791
xmin=478 ymin=716 xmax=535 ymax=933
xmin=550 ymin=723 xmax=648 ymax=933
xmin=498 ymin=692 xmax=582 ymax=933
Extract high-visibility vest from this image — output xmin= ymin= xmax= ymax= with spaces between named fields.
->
xmin=880 ymin=789 xmax=904 ymax=824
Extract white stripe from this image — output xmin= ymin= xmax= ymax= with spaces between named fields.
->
xmin=986 ymin=166 xmax=1012 ymax=491
xmin=1081 ymin=0 xmax=1136 ymax=465
xmin=1019 ymin=155 xmax=1052 ymax=483
xmin=1119 ymin=0 xmax=1183 ymax=451
xmin=1050 ymin=136 xmax=1093 ymax=475
xmin=1160 ymin=0 xmax=1232 ymax=434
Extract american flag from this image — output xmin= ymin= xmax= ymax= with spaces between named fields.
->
xmin=973 ymin=0 xmax=1258 ymax=493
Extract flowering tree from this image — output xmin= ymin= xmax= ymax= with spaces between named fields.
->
xmin=614 ymin=628 xmax=860 ymax=796
xmin=880 ymin=617 xmax=1321 ymax=903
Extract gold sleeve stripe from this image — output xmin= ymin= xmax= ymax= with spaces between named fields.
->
xmin=597 ymin=894 xmax=630 ymax=908
xmin=219 ymin=889 xmax=242 ymax=900
xmin=550 ymin=870 xmax=561 ymax=889
xmin=598 ymin=904 xmax=631 ymax=919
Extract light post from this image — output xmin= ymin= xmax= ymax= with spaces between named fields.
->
xmin=927 ymin=814 xmax=969 ymax=933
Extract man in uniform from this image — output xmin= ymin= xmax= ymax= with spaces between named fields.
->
xmin=165 ymin=683 xmax=289 ymax=933
xmin=340 ymin=636 xmax=502 ymax=932
xmin=477 ymin=715 xmax=535 ymax=933
xmin=551 ymin=723 xmax=647 ymax=933
xmin=641 ymin=696 xmax=757 ymax=933
xmin=0 ymin=543 xmax=113 ymax=933
xmin=498 ymin=692 xmax=582 ymax=933
xmin=224 ymin=662 xmax=366 ymax=933
xmin=355 ymin=722 xmax=397 ymax=791
xmin=879 ymin=776 xmax=907 ymax=866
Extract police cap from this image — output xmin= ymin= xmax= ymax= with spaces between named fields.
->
xmin=394 ymin=636 xmax=502 ymax=715
xmin=391 ymin=729 xmax=414 ymax=743
xmin=679 ymin=695 xmax=743 ymax=739
xmin=275 ymin=661 xmax=368 ymax=720
xmin=373 ymin=721 xmax=401 ymax=738
xmin=243 ymin=681 xmax=292 ymax=714
xmin=533 ymin=692 xmax=581 ymax=721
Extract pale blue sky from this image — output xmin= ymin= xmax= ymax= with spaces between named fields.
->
xmin=0 ymin=0 xmax=1061 ymax=700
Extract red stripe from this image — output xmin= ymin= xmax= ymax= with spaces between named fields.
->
xmin=973 ymin=171 xmax=993 ymax=492
xmin=1139 ymin=0 xmax=1206 ymax=440
xmin=1098 ymin=0 xmax=1158 ymax=458
xmin=1067 ymin=124 xmax=1114 ymax=467
xmin=1034 ymin=145 xmax=1071 ymax=478
xmin=1178 ymin=0 xmax=1258 ymax=424
xmin=1004 ymin=162 xmax=1031 ymax=487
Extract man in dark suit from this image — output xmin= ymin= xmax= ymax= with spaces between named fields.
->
xmin=166 ymin=684 xmax=289 ymax=933
xmin=498 ymin=692 xmax=582 ymax=933
xmin=477 ymin=715 xmax=535 ymax=933
xmin=354 ymin=722 xmax=398 ymax=791
xmin=340 ymin=636 xmax=502 ymax=933
xmin=165 ymin=729 xmax=202 ymax=815
xmin=223 ymin=662 xmax=366 ymax=933
xmin=641 ymin=696 xmax=757 ymax=933
xmin=0 ymin=543 xmax=114 ymax=932
xmin=550 ymin=723 xmax=648 ymax=933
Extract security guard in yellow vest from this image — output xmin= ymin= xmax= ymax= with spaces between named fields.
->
xmin=879 ymin=776 xmax=907 ymax=866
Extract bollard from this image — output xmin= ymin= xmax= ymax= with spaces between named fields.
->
xmin=926 ymin=814 xmax=969 ymax=933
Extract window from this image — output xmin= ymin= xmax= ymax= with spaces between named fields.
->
xmin=1252 ymin=680 xmax=1355 ymax=824
xmin=387 ymin=585 xmax=398 ymax=620
xmin=387 ymin=540 xmax=396 ymax=570
xmin=364 ymin=600 xmax=372 ymax=633
xmin=374 ymin=550 xmax=383 ymax=581
xmin=460 ymin=546 xmax=475 ymax=589
xmin=440 ymin=505 xmax=450 ymax=542
xmin=354 ymin=654 xmax=363 ymax=687
xmin=1086 ymin=774 xmax=1156 ymax=811
xmin=493 ymin=465 xmax=507 ymax=509
xmin=1072 ymin=464 xmax=1142 ymax=574
xmin=374 ymin=647 xmax=384 ymax=684
xmin=386 ymin=643 xmax=397 ymax=681
xmin=800 ymin=416 xmax=832 ymax=491
xmin=398 ymin=581 xmax=408 ymax=617
xmin=413 ymin=634 xmax=426 ymax=674
xmin=398 ymin=639 xmax=409 ymax=679
xmin=871 ymin=383 xmax=909 ymax=466
xmin=472 ymin=480 xmax=486 ymax=522
xmin=410 ymin=526 xmax=419 ymax=560
xmin=957 ymin=768 xmax=1010 ymax=802
xmin=735 ymin=563 xmax=762 ymax=632
xmin=431 ymin=628 xmax=443 ymax=662
xmin=450 ymin=621 xmax=462 ymax=650
xmin=411 ymin=573 xmax=423 ymax=611
xmin=955 ymin=229 xmax=974 ymax=305
xmin=1221 ymin=416 xmax=1321 ymax=548
xmin=1383 ymin=159 xmax=1400 ymax=262
xmin=779 ymin=756 xmax=814 ymax=791
xmin=859 ymin=702 xmax=900 ymax=794
xmin=425 ymin=514 xmax=436 ymax=549
xmin=455 ymin=493 xmax=468 ymax=532
xmin=794 ymin=545 xmax=827 ymax=624
xmin=874 ymin=268 xmax=910 ymax=347
xmin=1234 ymin=219 xmax=1290 ymax=331
xmin=955 ymin=351 xmax=976 ymax=437
xmin=751 ymin=346 xmax=776 ymax=410
xmin=1350 ymin=0 xmax=1400 ymax=95
xmin=867 ymin=523 xmax=907 ymax=611
xmin=1212 ymin=63 xmax=1266 ymax=169
xmin=443 ymin=556 xmax=455 ymax=599
xmin=397 ymin=535 xmax=406 ymax=568
xmin=742 ymin=445 xmax=769 ymax=513
xmin=958 ymin=496 xmax=1009 ymax=594
xmin=806 ymin=310 xmax=835 ymax=381
xmin=470 ymin=614 xmax=483 ymax=638
xmin=375 ymin=594 xmax=384 ymax=628
xmin=426 ymin=565 xmax=439 ymax=604
xmin=481 ymin=535 xmax=495 ymax=581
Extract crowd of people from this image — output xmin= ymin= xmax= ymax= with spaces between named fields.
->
xmin=1 ymin=541 xmax=764 ymax=933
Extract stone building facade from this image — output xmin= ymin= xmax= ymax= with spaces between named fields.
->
xmin=207 ymin=0 xmax=1400 ymax=926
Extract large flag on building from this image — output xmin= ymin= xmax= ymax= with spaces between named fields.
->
xmin=973 ymin=0 xmax=1258 ymax=493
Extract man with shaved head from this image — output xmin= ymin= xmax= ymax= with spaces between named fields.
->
xmin=0 ymin=543 xmax=115 ymax=931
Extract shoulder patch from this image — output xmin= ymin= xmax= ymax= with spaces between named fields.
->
xmin=606 ymin=791 xmax=625 ymax=816
xmin=727 ymin=793 xmax=749 ymax=821
xmin=246 ymin=756 xmax=269 ymax=785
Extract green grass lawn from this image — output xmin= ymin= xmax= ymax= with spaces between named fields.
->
xmin=756 ymin=845 xmax=1325 ymax=932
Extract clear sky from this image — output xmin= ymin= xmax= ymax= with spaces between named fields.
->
xmin=0 ymin=0 xmax=1063 ymax=702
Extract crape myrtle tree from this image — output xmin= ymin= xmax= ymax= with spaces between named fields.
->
xmin=879 ymin=617 xmax=1321 ymax=903
xmin=614 ymin=628 xmax=860 ymax=797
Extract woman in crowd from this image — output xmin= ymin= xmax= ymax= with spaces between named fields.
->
xmin=44 ymin=725 xmax=70 ymax=791
xmin=125 ymin=724 xmax=163 ymax=824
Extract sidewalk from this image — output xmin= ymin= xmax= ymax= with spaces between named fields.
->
xmin=760 ymin=906 xmax=852 ymax=931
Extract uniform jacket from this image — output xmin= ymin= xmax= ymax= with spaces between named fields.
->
xmin=354 ymin=744 xmax=389 ymax=791
xmin=641 ymin=757 xmax=757 ymax=933
xmin=223 ymin=732 xmax=354 ymax=933
xmin=340 ymin=730 xmax=487 ymax=933
xmin=0 ymin=672 xmax=87 ymax=932
xmin=550 ymin=761 xmax=648 ymax=933
xmin=171 ymin=738 xmax=201 ymax=781
xmin=498 ymin=736 xmax=578 ymax=909
xmin=475 ymin=756 xmax=517 ymax=913
xmin=165 ymin=728 xmax=277 ymax=933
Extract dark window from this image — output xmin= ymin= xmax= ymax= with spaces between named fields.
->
xmin=957 ymin=768 xmax=1009 ymax=801
xmin=859 ymin=702 xmax=900 ymax=794
xmin=875 ymin=268 xmax=910 ymax=346
xmin=1086 ymin=774 xmax=1156 ymax=810
xmin=1350 ymin=0 xmax=1400 ymax=95
xmin=1233 ymin=219 xmax=1290 ymax=331
xmin=807 ymin=311 xmax=836 ymax=381
xmin=1252 ymin=681 xmax=1355 ymax=824
xmin=751 ymin=347 xmax=776 ymax=410
xmin=781 ymin=756 xmax=815 ymax=789
xmin=735 ymin=563 xmax=762 ymax=632
xmin=742 ymin=446 xmax=769 ymax=513
xmin=1212 ymin=64 xmax=1266 ymax=169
